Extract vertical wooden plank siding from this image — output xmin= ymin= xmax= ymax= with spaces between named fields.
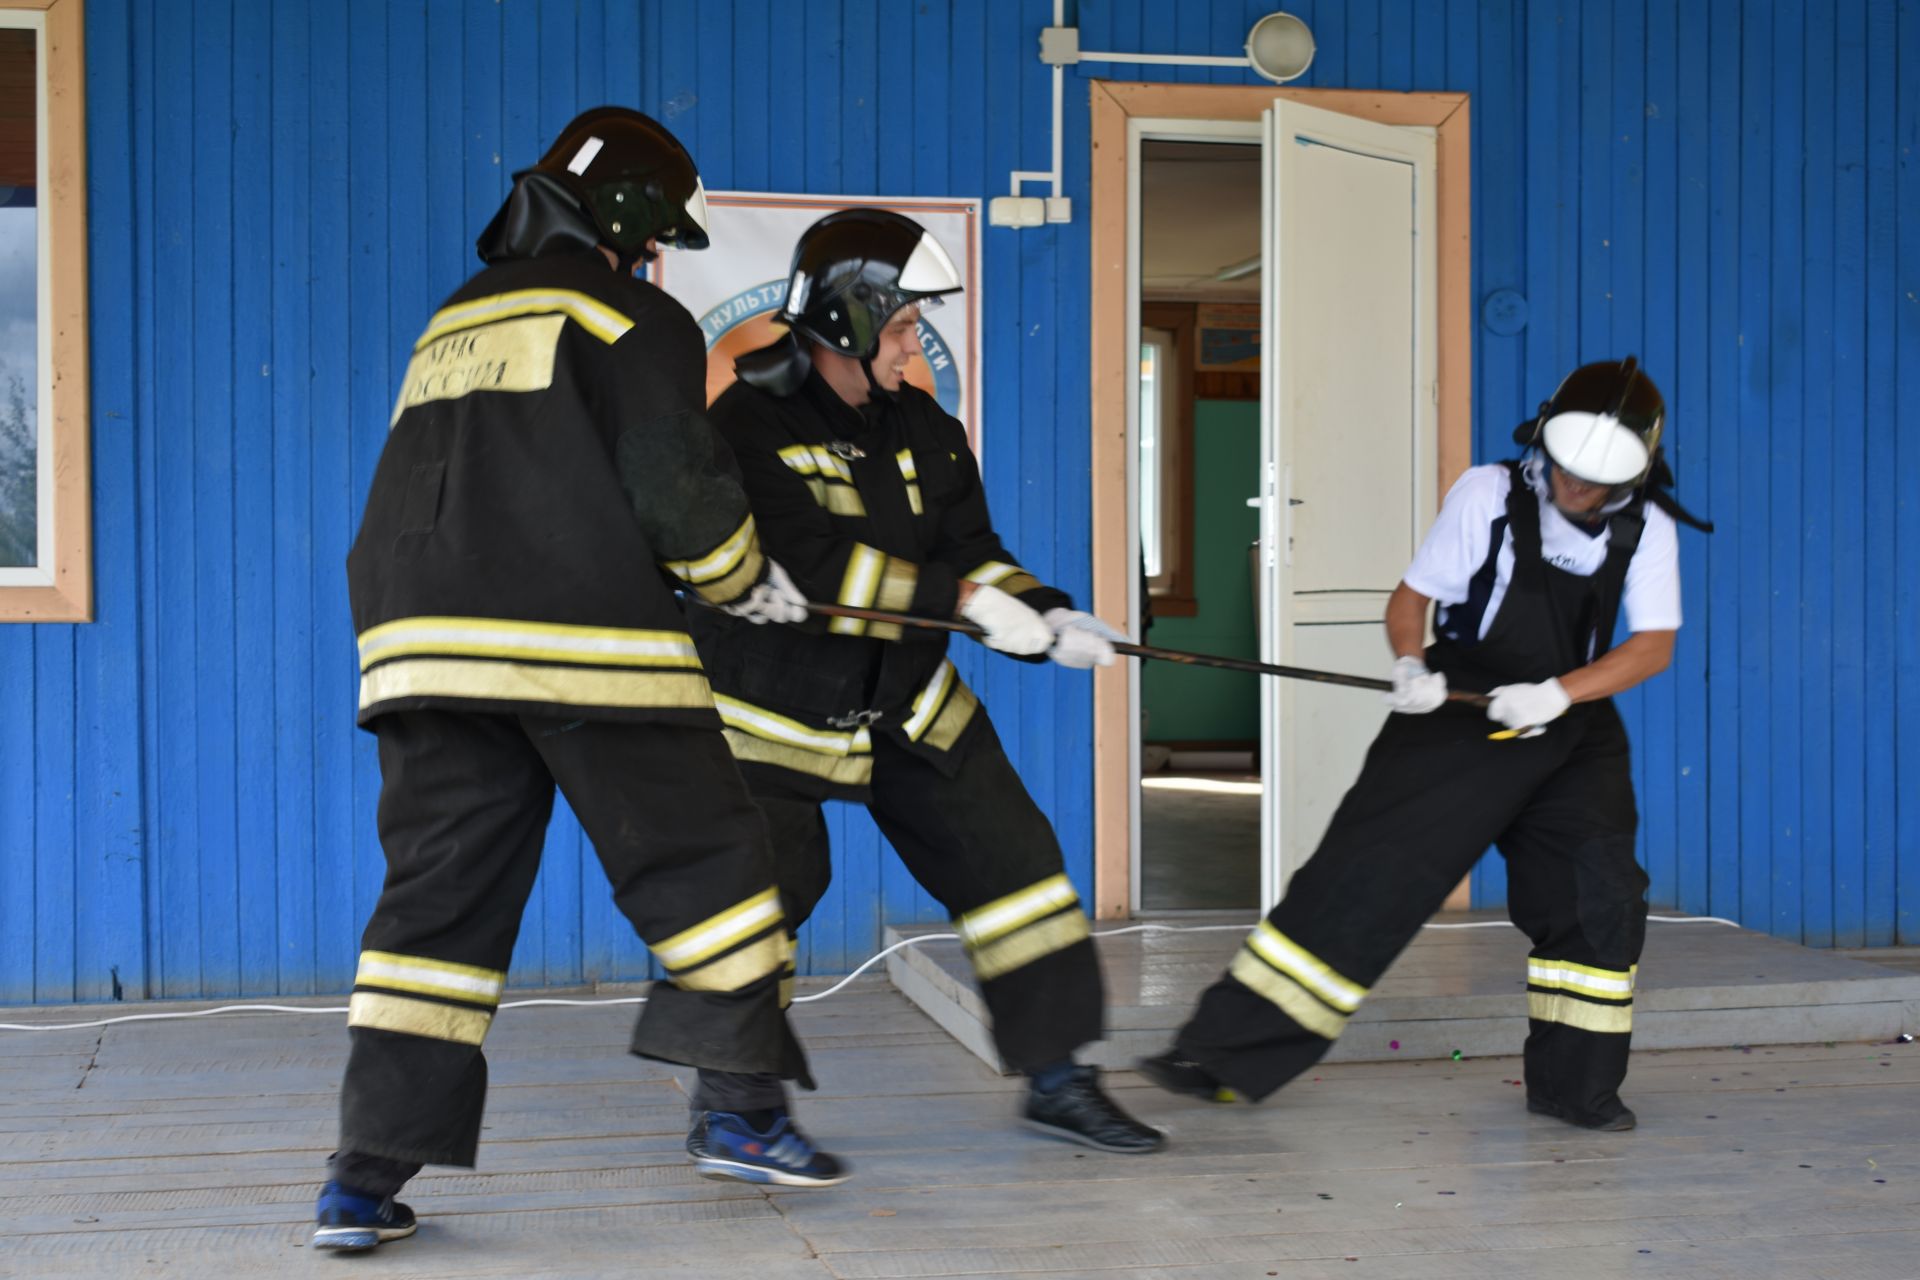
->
xmin=5 ymin=0 xmax=1918 ymax=1004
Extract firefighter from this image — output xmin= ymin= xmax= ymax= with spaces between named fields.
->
xmin=314 ymin=108 xmax=846 ymax=1254
xmin=683 ymin=207 xmax=1164 ymax=1162
xmin=1139 ymin=357 xmax=1710 ymax=1133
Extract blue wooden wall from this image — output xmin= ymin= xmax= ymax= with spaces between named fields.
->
xmin=1 ymin=0 xmax=1915 ymax=1003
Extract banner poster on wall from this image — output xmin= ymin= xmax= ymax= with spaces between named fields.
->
xmin=648 ymin=192 xmax=983 ymax=455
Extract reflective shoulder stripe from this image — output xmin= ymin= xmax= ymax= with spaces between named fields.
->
xmin=895 ymin=449 xmax=918 ymax=481
xmin=417 ymin=288 xmax=636 ymax=348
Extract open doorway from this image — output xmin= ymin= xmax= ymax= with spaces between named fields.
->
xmin=1087 ymin=84 xmax=1472 ymax=923
xmin=1136 ymin=138 xmax=1264 ymax=912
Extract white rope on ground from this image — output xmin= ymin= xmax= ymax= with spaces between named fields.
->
xmin=0 ymin=914 xmax=1743 ymax=1033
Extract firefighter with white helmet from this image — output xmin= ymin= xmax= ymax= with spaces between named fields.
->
xmin=1140 ymin=357 xmax=1710 ymax=1134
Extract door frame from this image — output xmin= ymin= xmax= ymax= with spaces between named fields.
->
xmin=1089 ymin=82 xmax=1472 ymax=920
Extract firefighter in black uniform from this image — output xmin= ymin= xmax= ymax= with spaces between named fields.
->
xmin=1139 ymin=357 xmax=1710 ymax=1133
xmin=683 ymin=208 xmax=1164 ymax=1162
xmin=313 ymin=108 xmax=847 ymax=1254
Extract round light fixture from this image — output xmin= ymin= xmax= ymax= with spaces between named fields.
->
xmin=1245 ymin=12 xmax=1316 ymax=84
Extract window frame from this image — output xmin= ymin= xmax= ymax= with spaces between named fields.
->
xmin=1139 ymin=301 xmax=1196 ymax=616
xmin=0 ymin=0 xmax=89 ymax=622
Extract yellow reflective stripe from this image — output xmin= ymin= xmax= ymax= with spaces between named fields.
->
xmin=356 ymin=951 xmax=505 ymax=1005
xmin=779 ymin=974 xmax=795 ymax=1008
xmin=687 ymin=545 xmax=767 ymax=606
xmin=670 ymin=930 xmax=790 ymax=993
xmin=778 ymin=445 xmax=820 ymax=475
xmin=1228 ymin=950 xmax=1348 ymax=1041
xmin=653 ymin=888 xmax=784 ymax=971
xmin=349 ymin=991 xmax=494 ymax=1046
xmin=359 ymin=659 xmax=713 ymax=714
xmin=1528 ymin=990 xmax=1633 ymax=1034
xmin=971 ymin=911 xmax=1091 ymax=982
xmin=895 ymin=449 xmax=918 ymax=481
xmin=830 ymin=544 xmax=887 ymax=634
xmin=1527 ymin=959 xmax=1636 ymax=998
xmin=957 ymin=873 xmax=1080 ymax=948
xmin=714 ymin=695 xmax=871 ymax=756
xmin=358 ymin=617 xmax=703 ymax=671
xmin=418 ymin=288 xmax=634 ymax=347
xmin=922 ymin=678 xmax=978 ymax=752
xmin=809 ymin=446 xmax=854 ymax=483
xmin=662 ymin=515 xmax=758 ymax=586
xmin=1247 ymin=922 xmax=1368 ymax=1013
xmin=822 ymin=485 xmax=867 ymax=517
xmin=722 ymin=729 xmax=877 ymax=786
xmin=904 ymin=484 xmax=923 ymax=515
xmin=999 ymin=571 xmax=1043 ymax=598
xmin=903 ymin=660 xmax=957 ymax=740
xmin=876 ymin=558 xmax=917 ymax=613
xmin=965 ymin=561 xmax=1019 ymax=587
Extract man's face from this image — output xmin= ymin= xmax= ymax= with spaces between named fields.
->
xmin=868 ymin=305 xmax=924 ymax=392
xmin=1548 ymin=465 xmax=1610 ymax=516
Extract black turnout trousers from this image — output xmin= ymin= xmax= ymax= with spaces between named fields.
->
xmin=334 ymin=709 xmax=805 ymax=1181
xmin=694 ymin=715 xmax=1104 ymax=1113
xmin=1174 ymin=699 xmax=1647 ymax=1126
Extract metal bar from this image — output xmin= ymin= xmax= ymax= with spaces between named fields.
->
xmin=801 ymin=602 xmax=1491 ymax=706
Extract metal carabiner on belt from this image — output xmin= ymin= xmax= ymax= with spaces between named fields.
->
xmin=825 ymin=708 xmax=885 ymax=729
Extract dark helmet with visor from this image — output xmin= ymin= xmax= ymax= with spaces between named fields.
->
xmin=1515 ymin=356 xmax=1664 ymax=494
xmin=478 ymin=106 xmax=709 ymax=268
xmin=736 ymin=207 xmax=964 ymax=396
xmin=780 ymin=207 xmax=963 ymax=358
xmin=526 ymin=107 xmax=709 ymax=254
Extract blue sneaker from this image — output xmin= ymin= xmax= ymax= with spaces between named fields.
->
xmin=689 ymin=1110 xmax=851 ymax=1188
xmin=312 ymin=1180 xmax=418 ymax=1251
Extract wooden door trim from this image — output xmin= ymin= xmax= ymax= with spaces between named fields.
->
xmin=1089 ymin=81 xmax=1470 ymax=918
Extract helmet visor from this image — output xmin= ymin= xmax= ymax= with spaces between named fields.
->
xmin=1540 ymin=411 xmax=1653 ymax=486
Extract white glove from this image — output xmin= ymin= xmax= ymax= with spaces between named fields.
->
xmin=1383 ymin=655 xmax=1448 ymax=714
xmin=720 ymin=559 xmax=808 ymax=626
xmin=1486 ymin=678 xmax=1571 ymax=737
xmin=1042 ymin=608 xmax=1127 ymax=669
xmin=959 ymin=583 xmax=1053 ymax=655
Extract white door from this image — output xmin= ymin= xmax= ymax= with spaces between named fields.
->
xmin=1257 ymin=101 xmax=1438 ymax=910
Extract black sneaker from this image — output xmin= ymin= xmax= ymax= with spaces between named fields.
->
xmin=1022 ymin=1065 xmax=1167 ymax=1153
xmin=1526 ymin=1095 xmax=1637 ymax=1131
xmin=311 ymin=1180 xmax=417 ymax=1251
xmin=689 ymin=1109 xmax=852 ymax=1187
xmin=1135 ymin=1049 xmax=1239 ymax=1103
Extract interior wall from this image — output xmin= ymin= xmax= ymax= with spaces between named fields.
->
xmin=1141 ymin=400 xmax=1260 ymax=745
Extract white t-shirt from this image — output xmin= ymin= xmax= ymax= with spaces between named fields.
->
xmin=1401 ymin=461 xmax=1682 ymax=642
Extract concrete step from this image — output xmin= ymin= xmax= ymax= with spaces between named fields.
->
xmin=886 ymin=910 xmax=1920 ymax=1074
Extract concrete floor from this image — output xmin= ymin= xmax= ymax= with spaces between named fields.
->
xmin=1139 ymin=772 xmax=1261 ymax=912
xmin=1 ymin=980 xmax=1917 ymax=1278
